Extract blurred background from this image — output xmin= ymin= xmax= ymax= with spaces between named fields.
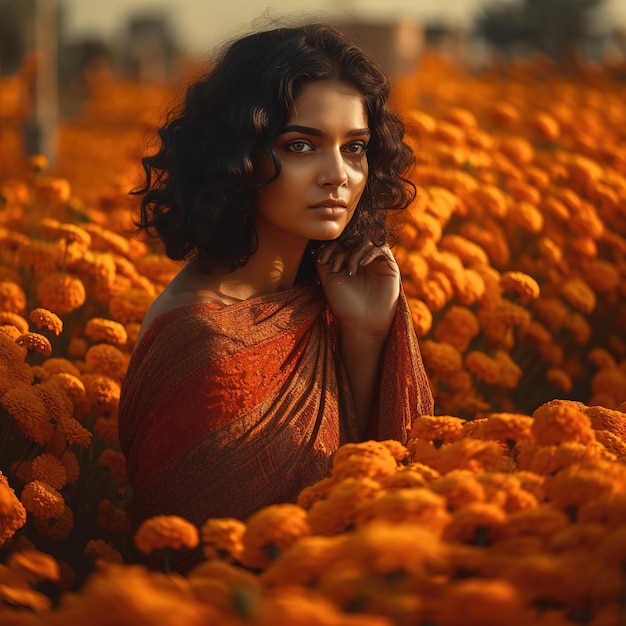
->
xmin=1 ymin=0 xmax=626 ymax=162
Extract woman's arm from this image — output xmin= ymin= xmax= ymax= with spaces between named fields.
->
xmin=317 ymin=242 xmax=401 ymax=436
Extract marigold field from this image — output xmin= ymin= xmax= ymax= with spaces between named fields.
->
xmin=1 ymin=51 xmax=626 ymax=625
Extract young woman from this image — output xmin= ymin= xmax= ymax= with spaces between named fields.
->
xmin=118 ymin=22 xmax=433 ymax=572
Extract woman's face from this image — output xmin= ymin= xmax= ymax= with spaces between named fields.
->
xmin=254 ymin=79 xmax=369 ymax=247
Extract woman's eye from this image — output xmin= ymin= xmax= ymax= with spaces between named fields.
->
xmin=344 ymin=141 xmax=367 ymax=155
xmin=286 ymin=141 xmax=313 ymax=153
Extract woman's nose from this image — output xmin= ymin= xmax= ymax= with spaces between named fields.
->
xmin=318 ymin=149 xmax=348 ymax=187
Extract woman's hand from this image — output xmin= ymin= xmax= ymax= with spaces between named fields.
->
xmin=316 ymin=241 xmax=401 ymax=338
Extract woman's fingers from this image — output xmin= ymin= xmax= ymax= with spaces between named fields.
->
xmin=318 ymin=242 xmax=396 ymax=276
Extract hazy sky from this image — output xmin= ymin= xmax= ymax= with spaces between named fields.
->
xmin=59 ymin=0 xmax=625 ymax=54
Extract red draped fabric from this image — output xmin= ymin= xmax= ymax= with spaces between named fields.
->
xmin=118 ymin=282 xmax=432 ymax=571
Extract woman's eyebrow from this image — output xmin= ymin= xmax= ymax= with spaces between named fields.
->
xmin=279 ymin=124 xmax=371 ymax=137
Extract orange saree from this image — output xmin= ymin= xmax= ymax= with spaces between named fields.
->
xmin=118 ymin=281 xmax=432 ymax=571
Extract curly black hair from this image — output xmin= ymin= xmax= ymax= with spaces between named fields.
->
xmin=133 ymin=22 xmax=416 ymax=273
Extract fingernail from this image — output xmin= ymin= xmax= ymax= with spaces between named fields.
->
xmin=347 ymin=267 xmax=353 ymax=276
xmin=317 ymin=248 xmax=325 ymax=262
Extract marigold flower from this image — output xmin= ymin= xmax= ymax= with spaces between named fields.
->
xmin=500 ymin=503 xmax=569 ymax=541
xmin=480 ymin=412 xmax=534 ymax=446
xmin=560 ymin=277 xmax=596 ymax=314
xmin=14 ymin=239 xmax=66 ymax=275
xmin=0 ymin=472 xmax=27 ymax=545
xmin=433 ymin=306 xmax=480 ymax=352
xmin=240 ymin=503 xmax=310 ymax=570
xmin=534 ymin=296 xmax=570 ymax=332
xmin=34 ymin=380 xmax=73 ymax=420
xmin=465 ymin=351 xmax=501 ymax=385
xmin=546 ymin=366 xmax=573 ymax=393
xmin=583 ymin=258 xmax=621 ymax=293
xmin=439 ymin=233 xmax=489 ymax=265
xmin=97 ymin=449 xmax=128 ymax=484
xmin=0 ymin=582 xmax=52 ymax=611
xmin=31 ymin=454 xmax=67 ymax=490
xmin=28 ymin=307 xmax=63 ymax=336
xmin=584 ymin=405 xmax=626 ymax=440
xmin=435 ymin=578 xmax=524 ymax=626
xmin=135 ymin=514 xmax=199 ymax=555
xmin=420 ymin=339 xmax=463 ymax=378
xmin=84 ymin=317 xmax=128 ymax=345
xmin=15 ymin=331 xmax=52 ymax=357
xmin=408 ymin=415 xmax=465 ymax=448
xmin=476 ymin=472 xmax=538 ymax=513
xmin=83 ymin=223 xmax=130 ymax=256
xmin=21 ymin=480 xmax=65 ymax=521
xmin=406 ymin=297 xmax=432 ymax=336
xmin=443 ymin=502 xmax=507 ymax=545
xmin=94 ymin=415 xmax=120 ymax=445
xmin=47 ymin=372 xmax=85 ymax=404
xmin=307 ymin=477 xmax=381 ymax=536
xmin=1 ymin=384 xmax=54 ymax=445
xmin=436 ymin=439 xmax=504 ymax=475
xmin=97 ymin=499 xmax=131 ymax=534
xmin=57 ymin=450 xmax=80 ymax=484
xmin=494 ymin=351 xmax=523 ymax=388
xmin=54 ymin=415 xmax=92 ymax=447
xmin=67 ymin=336 xmax=87 ymax=358
xmin=0 ymin=281 xmax=26 ymax=314
xmin=36 ymin=272 xmax=86 ymax=314
xmin=34 ymin=175 xmax=71 ymax=205
xmin=108 ymin=288 xmax=154 ymax=324
xmin=590 ymin=368 xmax=626 ymax=403
xmin=499 ymin=270 xmax=540 ymax=303
xmin=431 ymin=470 xmax=486 ymax=511
xmin=8 ymin=549 xmax=60 ymax=584
xmin=33 ymin=504 xmax=74 ymax=543
xmin=531 ymin=401 xmax=596 ymax=445
xmin=0 ymin=311 xmax=29 ymax=334
xmin=200 ymin=517 xmax=246 ymax=563
xmin=0 ymin=324 xmax=21 ymax=341
xmin=84 ymin=539 xmax=123 ymax=564
xmin=456 ymin=268 xmax=486 ymax=306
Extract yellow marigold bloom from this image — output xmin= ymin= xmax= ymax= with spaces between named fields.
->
xmin=409 ymin=415 xmax=465 ymax=448
xmin=430 ymin=470 xmax=486 ymax=511
xmin=29 ymin=307 xmax=63 ymax=336
xmin=465 ymin=350 xmax=501 ymax=386
xmin=436 ymin=578 xmax=524 ymax=626
xmin=8 ymin=549 xmax=60 ymax=584
xmin=499 ymin=270 xmax=540 ymax=303
xmin=200 ymin=517 xmax=246 ymax=563
xmin=84 ymin=317 xmax=128 ymax=345
xmin=0 ymin=311 xmax=29 ymax=334
xmin=15 ymin=331 xmax=52 ymax=357
xmin=443 ymin=502 xmax=507 ymax=545
xmin=434 ymin=306 xmax=480 ymax=352
xmin=531 ymin=401 xmax=596 ymax=445
xmin=37 ymin=272 xmax=86 ymax=315
xmin=97 ymin=449 xmax=128 ymax=484
xmin=84 ymin=539 xmax=123 ymax=564
xmin=108 ymin=288 xmax=154 ymax=324
xmin=547 ymin=461 xmax=626 ymax=511
xmin=31 ymin=453 xmax=67 ymax=490
xmin=240 ymin=503 xmax=310 ymax=570
xmin=480 ymin=412 xmax=534 ymax=446
xmin=1 ymin=384 xmax=54 ymax=445
xmin=21 ymin=480 xmax=65 ymax=521
xmin=55 ymin=415 xmax=92 ymax=447
xmin=0 ymin=281 xmax=26 ymax=314
xmin=308 ymin=477 xmax=381 ymax=536
xmin=261 ymin=535 xmax=345 ymax=588
xmin=0 ymin=471 xmax=27 ymax=545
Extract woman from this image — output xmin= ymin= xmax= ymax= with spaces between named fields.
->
xmin=118 ymin=22 xmax=433 ymax=572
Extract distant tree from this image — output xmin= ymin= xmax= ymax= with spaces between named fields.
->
xmin=475 ymin=0 xmax=605 ymax=64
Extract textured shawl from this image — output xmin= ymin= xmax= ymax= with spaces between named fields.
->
xmin=118 ymin=281 xmax=432 ymax=571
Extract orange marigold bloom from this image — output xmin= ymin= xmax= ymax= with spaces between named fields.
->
xmin=47 ymin=372 xmax=85 ymax=404
xmin=500 ymin=503 xmax=569 ymax=542
xmin=97 ymin=499 xmax=131 ymax=534
xmin=408 ymin=415 xmax=465 ymax=447
xmin=534 ymin=296 xmax=569 ymax=332
xmin=33 ymin=505 xmax=74 ymax=543
xmin=135 ymin=514 xmax=199 ymax=555
xmin=84 ymin=539 xmax=123 ymax=564
xmin=21 ymin=480 xmax=65 ymax=521
xmin=439 ymin=234 xmax=489 ymax=266
xmin=34 ymin=380 xmax=73 ymax=420
xmin=29 ymin=307 xmax=63 ymax=336
xmin=0 ymin=471 xmax=27 ymax=545
xmin=31 ymin=453 xmax=67 ymax=490
xmin=480 ymin=412 xmax=534 ymax=446
xmin=15 ymin=331 xmax=52 ymax=357
xmin=443 ymin=502 xmax=507 ymax=545
xmin=436 ymin=439 xmax=504 ymax=475
xmin=0 ymin=281 xmax=26 ymax=314
xmin=430 ymin=470 xmax=486 ymax=511
xmin=84 ymin=343 xmax=128 ymax=380
xmin=499 ymin=271 xmax=540 ymax=303
xmin=0 ymin=324 xmax=21 ymax=341
xmin=420 ymin=339 xmax=463 ymax=378
xmin=0 ymin=311 xmax=29 ymax=334
xmin=465 ymin=350 xmax=501 ymax=386
xmin=7 ymin=548 xmax=60 ymax=584
xmin=583 ymin=258 xmax=620 ymax=293
xmin=476 ymin=472 xmax=538 ymax=513
xmin=240 ymin=503 xmax=310 ymax=570
xmin=433 ymin=305 xmax=480 ymax=352
xmin=108 ymin=288 xmax=154 ymax=324
xmin=307 ymin=477 xmax=381 ymax=536
xmin=546 ymin=367 xmax=573 ymax=393
xmin=0 ymin=582 xmax=52 ymax=611
xmin=67 ymin=336 xmax=87 ymax=358
xmin=14 ymin=239 xmax=66 ymax=275
xmin=494 ymin=351 xmax=523 ymax=388
xmin=57 ymin=450 xmax=80 ymax=484
xmin=436 ymin=578 xmax=524 ymax=626
xmin=97 ymin=449 xmax=128 ymax=484
xmin=94 ymin=414 xmax=120 ymax=445
xmin=37 ymin=272 xmax=86 ymax=315
xmin=54 ymin=415 xmax=92 ymax=447
xmin=508 ymin=201 xmax=544 ymax=234
xmin=1 ymin=384 xmax=54 ymax=445
xmin=584 ymin=405 xmax=626 ymax=440
xmin=531 ymin=401 xmax=596 ymax=445
xmin=406 ymin=297 xmax=432 ymax=337
xmin=200 ymin=517 xmax=246 ymax=563
xmin=590 ymin=368 xmax=626 ymax=404
xmin=560 ymin=277 xmax=596 ymax=314
xmin=34 ymin=175 xmax=71 ymax=205
xmin=84 ymin=317 xmax=128 ymax=345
